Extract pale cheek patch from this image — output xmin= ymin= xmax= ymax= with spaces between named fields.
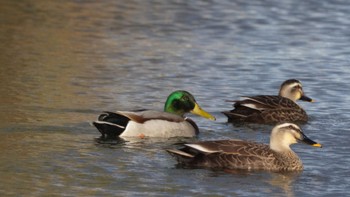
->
xmin=286 ymin=83 xmax=302 ymax=92
xmin=283 ymin=134 xmax=298 ymax=145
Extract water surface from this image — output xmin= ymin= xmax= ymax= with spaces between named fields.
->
xmin=0 ymin=0 xmax=349 ymax=196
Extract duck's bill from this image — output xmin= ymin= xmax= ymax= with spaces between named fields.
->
xmin=191 ymin=103 xmax=216 ymax=121
xmin=301 ymin=133 xmax=322 ymax=148
xmin=300 ymin=95 xmax=314 ymax=102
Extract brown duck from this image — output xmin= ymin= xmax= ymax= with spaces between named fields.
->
xmin=222 ymin=79 xmax=314 ymax=124
xmin=167 ymin=123 xmax=322 ymax=171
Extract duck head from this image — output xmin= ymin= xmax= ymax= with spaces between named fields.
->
xmin=279 ymin=79 xmax=314 ymax=102
xmin=270 ymin=123 xmax=322 ymax=152
xmin=164 ymin=90 xmax=216 ymax=120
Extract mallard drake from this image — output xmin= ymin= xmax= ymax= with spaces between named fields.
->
xmin=167 ymin=123 xmax=322 ymax=171
xmin=92 ymin=90 xmax=216 ymax=139
xmin=222 ymin=79 xmax=314 ymax=124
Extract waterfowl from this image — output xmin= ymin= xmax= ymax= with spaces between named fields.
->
xmin=222 ymin=79 xmax=314 ymax=124
xmin=92 ymin=90 xmax=216 ymax=139
xmin=167 ymin=123 xmax=322 ymax=171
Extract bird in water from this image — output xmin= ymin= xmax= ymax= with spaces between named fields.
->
xmin=166 ymin=123 xmax=322 ymax=171
xmin=222 ymin=79 xmax=314 ymax=124
xmin=92 ymin=90 xmax=216 ymax=139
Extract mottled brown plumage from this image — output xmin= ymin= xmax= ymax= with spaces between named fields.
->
xmin=167 ymin=123 xmax=322 ymax=171
xmin=222 ymin=79 xmax=314 ymax=124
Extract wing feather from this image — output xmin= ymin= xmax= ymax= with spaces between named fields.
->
xmin=182 ymin=140 xmax=276 ymax=170
xmin=116 ymin=110 xmax=185 ymax=123
xmin=239 ymin=95 xmax=300 ymax=110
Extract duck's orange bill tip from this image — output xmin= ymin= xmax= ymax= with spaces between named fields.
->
xmin=313 ymin=143 xmax=322 ymax=148
xmin=311 ymin=99 xmax=316 ymax=103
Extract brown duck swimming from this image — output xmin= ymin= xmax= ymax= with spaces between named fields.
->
xmin=167 ymin=123 xmax=322 ymax=171
xmin=222 ymin=79 xmax=314 ymax=124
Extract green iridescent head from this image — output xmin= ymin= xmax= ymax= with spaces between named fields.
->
xmin=164 ymin=90 xmax=216 ymax=120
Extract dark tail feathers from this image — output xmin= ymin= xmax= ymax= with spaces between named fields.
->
xmin=92 ymin=111 xmax=130 ymax=139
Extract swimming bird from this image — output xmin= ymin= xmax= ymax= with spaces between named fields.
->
xmin=166 ymin=123 xmax=322 ymax=171
xmin=222 ymin=79 xmax=314 ymax=124
xmin=92 ymin=90 xmax=216 ymax=139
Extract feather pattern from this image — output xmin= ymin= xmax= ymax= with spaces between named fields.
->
xmin=222 ymin=79 xmax=313 ymax=124
xmin=167 ymin=123 xmax=322 ymax=171
xmin=168 ymin=140 xmax=302 ymax=171
xmin=223 ymin=96 xmax=308 ymax=124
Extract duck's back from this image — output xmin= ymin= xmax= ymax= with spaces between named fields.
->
xmin=223 ymin=95 xmax=308 ymax=124
xmin=170 ymin=140 xmax=297 ymax=171
xmin=195 ymin=141 xmax=276 ymax=170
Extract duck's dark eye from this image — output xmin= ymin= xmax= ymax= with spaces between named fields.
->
xmin=288 ymin=125 xmax=295 ymax=130
xmin=172 ymin=100 xmax=181 ymax=109
xmin=288 ymin=125 xmax=302 ymax=134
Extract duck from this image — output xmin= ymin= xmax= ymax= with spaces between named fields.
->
xmin=166 ymin=123 xmax=322 ymax=171
xmin=222 ymin=79 xmax=314 ymax=124
xmin=92 ymin=90 xmax=216 ymax=139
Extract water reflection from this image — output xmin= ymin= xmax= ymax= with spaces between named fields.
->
xmin=95 ymin=135 xmax=198 ymax=150
xmin=0 ymin=1 xmax=106 ymax=129
xmin=267 ymin=172 xmax=301 ymax=197
xmin=0 ymin=0 xmax=349 ymax=196
xmin=219 ymin=168 xmax=300 ymax=197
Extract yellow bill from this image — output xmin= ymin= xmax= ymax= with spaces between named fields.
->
xmin=312 ymin=143 xmax=322 ymax=148
xmin=191 ymin=103 xmax=216 ymax=121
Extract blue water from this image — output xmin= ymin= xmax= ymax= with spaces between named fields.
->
xmin=0 ymin=0 xmax=349 ymax=196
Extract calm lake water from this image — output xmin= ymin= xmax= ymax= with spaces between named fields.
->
xmin=1 ymin=0 xmax=350 ymax=196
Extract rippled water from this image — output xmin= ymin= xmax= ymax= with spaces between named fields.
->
xmin=1 ymin=0 xmax=350 ymax=196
